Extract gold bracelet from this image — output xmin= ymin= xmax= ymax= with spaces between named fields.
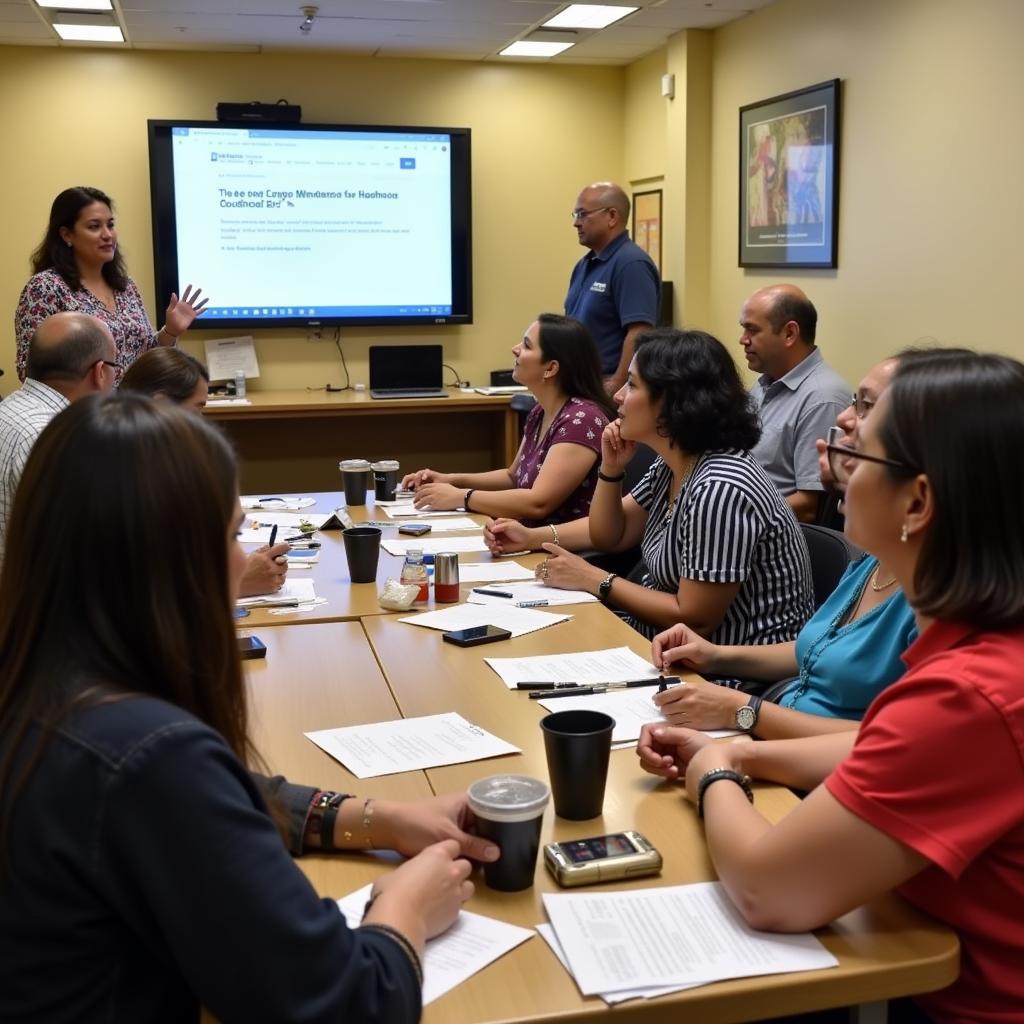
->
xmin=548 ymin=523 xmax=560 ymax=546
xmin=361 ymin=797 xmax=375 ymax=849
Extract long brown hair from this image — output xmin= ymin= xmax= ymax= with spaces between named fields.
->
xmin=0 ymin=394 xmax=253 ymax=854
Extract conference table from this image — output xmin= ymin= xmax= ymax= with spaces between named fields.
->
xmin=237 ymin=507 xmax=960 ymax=1024
xmin=204 ymin=387 xmax=520 ymax=493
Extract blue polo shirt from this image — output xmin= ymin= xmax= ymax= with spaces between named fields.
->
xmin=564 ymin=232 xmax=660 ymax=374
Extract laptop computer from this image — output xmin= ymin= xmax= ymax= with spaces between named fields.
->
xmin=369 ymin=345 xmax=448 ymax=400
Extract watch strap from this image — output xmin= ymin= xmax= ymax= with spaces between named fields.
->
xmin=597 ymin=572 xmax=618 ymax=604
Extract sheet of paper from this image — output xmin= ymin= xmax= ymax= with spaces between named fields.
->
xmin=535 ymin=924 xmax=697 ymax=1004
xmin=400 ymin=604 xmax=571 ymax=638
xmin=473 ymin=385 xmax=529 ymax=395
xmin=305 ymin=711 xmax=520 ymax=778
xmin=240 ymin=495 xmax=317 ymax=511
xmin=467 ymin=582 xmax=597 ymax=608
xmin=382 ymin=536 xmax=490 ymax=556
xmin=338 ymin=885 xmax=533 ymax=1005
xmin=205 ymin=398 xmax=252 ymax=406
xmin=396 ymin=516 xmax=480 ymax=532
xmin=381 ymin=503 xmax=469 ymax=518
xmin=238 ymin=526 xmax=303 ymax=544
xmin=458 ymin=562 xmax=536 ymax=584
xmin=542 ymin=882 xmax=838 ymax=996
xmin=243 ymin=511 xmax=332 ymax=530
xmin=483 ymin=646 xmax=659 ymax=689
xmin=237 ymin=578 xmax=317 ymax=607
xmin=204 ymin=335 xmax=260 ymax=381
xmin=538 ymin=688 xmax=663 ymax=743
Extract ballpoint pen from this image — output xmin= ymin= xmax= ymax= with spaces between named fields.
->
xmin=529 ymin=686 xmax=605 ymax=699
xmin=657 ymin=674 xmax=683 ymax=693
xmin=268 ymin=524 xmax=278 ymax=547
xmin=516 ymin=599 xmax=549 ymax=607
xmin=515 ymin=681 xmax=588 ymax=690
xmin=517 ymin=678 xmax=671 ymax=691
xmin=473 ymin=588 xmax=513 ymax=598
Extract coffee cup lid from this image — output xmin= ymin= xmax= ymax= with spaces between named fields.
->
xmin=467 ymin=774 xmax=549 ymax=822
xmin=370 ymin=460 xmax=400 ymax=471
xmin=339 ymin=459 xmax=371 ymax=470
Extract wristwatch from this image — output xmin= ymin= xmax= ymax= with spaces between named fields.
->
xmin=734 ymin=696 xmax=763 ymax=733
xmin=597 ymin=572 xmax=618 ymax=604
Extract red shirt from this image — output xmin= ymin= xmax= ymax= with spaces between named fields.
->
xmin=827 ymin=620 xmax=1024 ymax=1023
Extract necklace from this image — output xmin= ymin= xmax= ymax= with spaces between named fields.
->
xmin=869 ymin=565 xmax=898 ymax=592
xmin=663 ymin=454 xmax=700 ymax=525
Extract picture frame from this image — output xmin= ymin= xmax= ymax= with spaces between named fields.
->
xmin=739 ymin=79 xmax=840 ymax=268
xmin=632 ymin=189 xmax=662 ymax=274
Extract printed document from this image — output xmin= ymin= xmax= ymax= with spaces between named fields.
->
xmin=204 ymin=335 xmax=260 ymax=381
xmin=382 ymin=536 xmax=489 ymax=556
xmin=305 ymin=711 xmax=520 ymax=778
xmin=467 ymin=582 xmax=597 ymax=608
xmin=484 ymin=646 xmax=658 ymax=689
xmin=339 ymin=885 xmax=533 ymax=1005
xmin=457 ymin=561 xmax=536 ymax=583
xmin=400 ymin=603 xmax=570 ymax=637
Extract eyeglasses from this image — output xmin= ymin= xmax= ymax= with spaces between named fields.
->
xmin=571 ymin=206 xmax=610 ymax=222
xmin=825 ymin=442 xmax=918 ymax=486
xmin=849 ymin=393 xmax=876 ymax=419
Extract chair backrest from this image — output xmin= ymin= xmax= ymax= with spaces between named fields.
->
xmin=509 ymin=393 xmax=537 ymax=437
xmin=622 ymin=443 xmax=658 ymax=493
xmin=799 ymin=522 xmax=863 ymax=609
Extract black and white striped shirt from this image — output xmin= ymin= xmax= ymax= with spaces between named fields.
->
xmin=628 ymin=450 xmax=814 ymax=647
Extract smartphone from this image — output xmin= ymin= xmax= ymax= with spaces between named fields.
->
xmin=399 ymin=523 xmax=432 ymax=536
xmin=544 ymin=831 xmax=662 ymax=887
xmin=441 ymin=625 xmax=512 ymax=647
xmin=237 ymin=635 xmax=268 ymax=660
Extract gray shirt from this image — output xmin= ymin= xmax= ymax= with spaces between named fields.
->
xmin=749 ymin=348 xmax=850 ymax=496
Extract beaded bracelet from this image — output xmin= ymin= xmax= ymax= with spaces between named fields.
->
xmin=696 ymin=768 xmax=753 ymax=820
xmin=464 ymin=489 xmax=476 ymax=512
xmin=548 ymin=522 xmax=560 ymax=546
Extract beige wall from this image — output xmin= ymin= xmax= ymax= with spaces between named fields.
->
xmin=0 ymin=47 xmax=623 ymax=391
xmin=706 ymin=0 xmax=1024 ymax=384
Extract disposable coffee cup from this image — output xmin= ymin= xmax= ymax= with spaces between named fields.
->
xmin=540 ymin=710 xmax=614 ymax=820
xmin=467 ymin=774 xmax=549 ymax=891
xmin=339 ymin=459 xmax=371 ymax=506
xmin=342 ymin=526 xmax=381 ymax=584
xmin=371 ymin=459 xmax=400 ymax=502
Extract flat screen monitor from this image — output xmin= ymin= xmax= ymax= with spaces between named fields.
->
xmin=147 ymin=120 xmax=472 ymax=330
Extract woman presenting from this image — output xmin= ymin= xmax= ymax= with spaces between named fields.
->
xmin=402 ymin=314 xmax=616 ymax=525
xmin=15 ymin=186 xmax=207 ymax=380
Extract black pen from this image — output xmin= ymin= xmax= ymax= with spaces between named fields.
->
xmin=268 ymin=524 xmax=278 ymax=547
xmin=473 ymin=588 xmax=513 ymax=598
xmin=518 ymin=678 xmax=667 ymax=691
xmin=529 ymin=686 xmax=606 ymax=699
xmin=516 ymin=681 xmax=586 ymax=690
xmin=657 ymin=674 xmax=682 ymax=693
xmin=288 ymin=541 xmax=321 ymax=549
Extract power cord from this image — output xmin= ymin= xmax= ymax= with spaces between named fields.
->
xmin=305 ymin=327 xmax=352 ymax=392
xmin=443 ymin=362 xmax=470 ymax=388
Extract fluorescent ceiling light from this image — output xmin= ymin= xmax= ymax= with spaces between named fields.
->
xmin=53 ymin=22 xmax=124 ymax=41
xmin=499 ymin=40 xmax=574 ymax=57
xmin=36 ymin=0 xmax=113 ymax=9
xmin=542 ymin=4 xmax=637 ymax=30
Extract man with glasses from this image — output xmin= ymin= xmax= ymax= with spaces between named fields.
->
xmin=0 ymin=312 xmax=116 ymax=560
xmin=739 ymin=284 xmax=850 ymax=522
xmin=564 ymin=181 xmax=660 ymax=394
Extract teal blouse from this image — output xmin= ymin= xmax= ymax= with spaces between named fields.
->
xmin=777 ymin=555 xmax=916 ymax=718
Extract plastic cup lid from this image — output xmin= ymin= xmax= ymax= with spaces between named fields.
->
xmin=339 ymin=459 xmax=371 ymax=470
xmin=467 ymin=774 xmax=549 ymax=822
xmin=370 ymin=460 xmax=400 ymax=471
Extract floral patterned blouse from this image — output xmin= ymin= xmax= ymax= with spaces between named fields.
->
xmin=15 ymin=269 xmax=160 ymax=382
xmin=514 ymin=397 xmax=608 ymax=527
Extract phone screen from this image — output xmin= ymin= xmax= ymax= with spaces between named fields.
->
xmin=557 ymin=834 xmax=635 ymax=864
xmin=452 ymin=626 xmax=504 ymax=641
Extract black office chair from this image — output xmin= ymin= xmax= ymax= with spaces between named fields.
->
xmin=799 ymin=522 xmax=862 ymax=610
xmin=509 ymin=393 xmax=537 ymax=438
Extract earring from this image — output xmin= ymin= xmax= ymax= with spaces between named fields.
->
xmin=66 ymin=241 xmax=72 ymax=247
xmin=900 ymin=524 xmax=909 ymax=543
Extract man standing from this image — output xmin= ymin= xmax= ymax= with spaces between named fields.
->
xmin=739 ymin=284 xmax=849 ymax=522
xmin=565 ymin=181 xmax=660 ymax=394
xmin=0 ymin=312 xmax=116 ymax=556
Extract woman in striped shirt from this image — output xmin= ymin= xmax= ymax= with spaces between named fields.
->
xmin=485 ymin=329 xmax=814 ymax=659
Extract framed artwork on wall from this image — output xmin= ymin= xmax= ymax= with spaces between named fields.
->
xmin=632 ymin=189 xmax=662 ymax=274
xmin=739 ymin=79 xmax=840 ymax=268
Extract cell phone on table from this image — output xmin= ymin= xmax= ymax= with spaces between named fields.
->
xmin=237 ymin=635 xmax=268 ymax=660
xmin=399 ymin=523 xmax=432 ymax=536
xmin=441 ymin=625 xmax=512 ymax=647
xmin=544 ymin=831 xmax=662 ymax=887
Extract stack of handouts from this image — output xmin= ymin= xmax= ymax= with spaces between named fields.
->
xmin=537 ymin=882 xmax=838 ymax=1004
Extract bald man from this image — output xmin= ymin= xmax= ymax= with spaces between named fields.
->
xmin=565 ymin=181 xmax=660 ymax=394
xmin=0 ymin=312 xmax=116 ymax=556
xmin=739 ymin=284 xmax=850 ymax=522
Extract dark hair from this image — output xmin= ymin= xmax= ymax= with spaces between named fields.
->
xmin=0 ymin=394 xmax=253 ymax=855
xmin=24 ymin=313 xmax=112 ymax=382
xmin=535 ymin=313 xmax=617 ymax=420
xmin=121 ymin=348 xmax=210 ymax=404
xmin=634 ymin=328 xmax=761 ymax=452
xmin=766 ymin=291 xmax=817 ymax=344
xmin=879 ymin=350 xmax=1024 ymax=626
xmin=30 ymin=186 xmax=129 ymax=292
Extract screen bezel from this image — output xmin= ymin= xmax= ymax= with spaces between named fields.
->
xmin=147 ymin=119 xmax=473 ymax=330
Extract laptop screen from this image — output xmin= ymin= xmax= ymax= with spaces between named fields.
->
xmin=369 ymin=345 xmax=444 ymax=391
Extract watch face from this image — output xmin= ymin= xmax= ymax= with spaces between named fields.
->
xmin=736 ymin=705 xmax=756 ymax=731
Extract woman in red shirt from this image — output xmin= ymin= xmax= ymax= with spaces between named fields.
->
xmin=638 ymin=348 xmax=1024 ymax=1023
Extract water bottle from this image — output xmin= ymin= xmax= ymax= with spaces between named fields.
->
xmin=234 ymin=369 xmax=247 ymax=399
xmin=400 ymin=547 xmax=429 ymax=603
